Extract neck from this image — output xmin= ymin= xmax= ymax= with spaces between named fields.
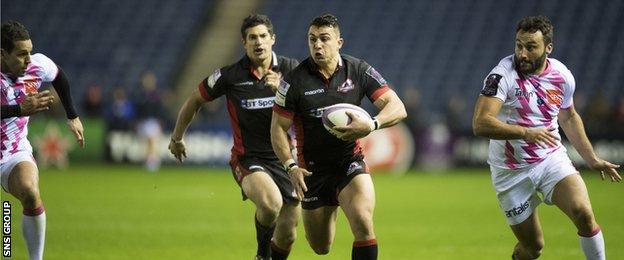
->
xmin=249 ymin=55 xmax=272 ymax=70
xmin=318 ymin=57 xmax=339 ymax=79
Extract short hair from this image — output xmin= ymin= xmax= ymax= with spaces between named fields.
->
xmin=241 ymin=14 xmax=274 ymax=39
xmin=1 ymin=20 xmax=31 ymax=53
xmin=516 ymin=16 xmax=554 ymax=45
xmin=310 ymin=13 xmax=340 ymax=34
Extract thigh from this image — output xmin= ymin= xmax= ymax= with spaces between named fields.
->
xmin=8 ymin=160 xmax=40 ymax=199
xmin=491 ymin=166 xmax=542 ymax=225
xmin=303 ymin=206 xmax=338 ymax=245
xmin=551 ymin=174 xmax=594 ymax=220
xmin=338 ymin=174 xmax=376 ymax=238
xmin=241 ymin=171 xmax=282 ymax=206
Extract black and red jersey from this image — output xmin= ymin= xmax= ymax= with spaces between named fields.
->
xmin=198 ymin=52 xmax=298 ymax=159
xmin=273 ymin=54 xmax=391 ymax=166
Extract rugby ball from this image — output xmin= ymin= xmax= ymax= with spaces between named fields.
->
xmin=322 ymin=103 xmax=372 ymax=136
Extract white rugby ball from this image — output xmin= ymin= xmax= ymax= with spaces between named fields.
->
xmin=321 ymin=103 xmax=372 ymax=136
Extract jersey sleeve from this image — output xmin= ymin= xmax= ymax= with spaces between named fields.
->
xmin=361 ymin=62 xmax=391 ymax=103
xmin=561 ymin=70 xmax=575 ymax=109
xmin=32 ymin=53 xmax=59 ymax=83
xmin=197 ymin=68 xmax=227 ymax=101
xmin=273 ymin=74 xmax=297 ymax=120
xmin=480 ymin=66 xmax=510 ymax=102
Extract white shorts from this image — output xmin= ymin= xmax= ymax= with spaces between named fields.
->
xmin=1 ymin=150 xmax=37 ymax=192
xmin=490 ymin=148 xmax=578 ymax=225
xmin=138 ymin=118 xmax=162 ymax=139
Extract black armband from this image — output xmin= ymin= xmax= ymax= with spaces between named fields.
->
xmin=52 ymin=66 xmax=79 ymax=119
xmin=1 ymin=105 xmax=21 ymax=119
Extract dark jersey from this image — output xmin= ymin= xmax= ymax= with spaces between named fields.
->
xmin=198 ymin=52 xmax=298 ymax=159
xmin=273 ymin=54 xmax=391 ymax=166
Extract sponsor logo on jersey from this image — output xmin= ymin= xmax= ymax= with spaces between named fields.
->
xmin=514 ymin=88 xmax=535 ymax=99
xmin=366 ymin=66 xmax=387 ymax=86
xmin=307 ymin=107 xmax=325 ymax=118
xmin=304 ymin=88 xmax=325 ymax=96
xmin=337 ymin=78 xmax=354 ymax=93
xmin=505 ymin=199 xmax=530 ymax=218
xmin=207 ymin=69 xmax=221 ymax=89
xmin=234 ymin=81 xmax=254 ymax=86
xmin=482 ymin=74 xmax=502 ymax=96
xmin=302 ymin=196 xmax=318 ymax=202
xmin=544 ymin=89 xmax=563 ymax=106
xmin=240 ymin=97 xmax=275 ymax=109
xmin=22 ymin=79 xmax=39 ymax=94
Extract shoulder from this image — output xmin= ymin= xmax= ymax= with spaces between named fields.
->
xmin=29 ymin=53 xmax=56 ymax=71
xmin=341 ymin=54 xmax=369 ymax=68
xmin=276 ymin=55 xmax=299 ymax=73
xmin=492 ymin=55 xmax=515 ymax=75
xmin=547 ymin=58 xmax=574 ymax=82
xmin=284 ymin=58 xmax=311 ymax=81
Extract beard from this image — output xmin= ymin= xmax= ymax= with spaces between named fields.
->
xmin=515 ymin=51 xmax=547 ymax=74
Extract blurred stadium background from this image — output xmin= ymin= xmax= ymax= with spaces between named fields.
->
xmin=1 ymin=0 xmax=623 ymax=259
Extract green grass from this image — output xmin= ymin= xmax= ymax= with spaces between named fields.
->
xmin=1 ymin=165 xmax=622 ymax=259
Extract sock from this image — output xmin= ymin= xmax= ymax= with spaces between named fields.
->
xmin=352 ymin=239 xmax=378 ymax=260
xmin=270 ymin=240 xmax=291 ymax=260
xmin=23 ymin=206 xmax=46 ymax=260
xmin=579 ymin=227 xmax=605 ymax=260
xmin=255 ymin=216 xmax=275 ymax=258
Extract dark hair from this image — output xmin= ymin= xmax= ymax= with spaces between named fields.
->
xmin=516 ymin=16 xmax=554 ymax=45
xmin=1 ymin=20 xmax=30 ymax=53
xmin=241 ymin=14 xmax=274 ymax=39
xmin=310 ymin=13 xmax=340 ymax=32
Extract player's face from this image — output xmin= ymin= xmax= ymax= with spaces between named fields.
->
xmin=514 ymin=30 xmax=552 ymax=75
xmin=308 ymin=25 xmax=343 ymax=67
xmin=242 ymin=25 xmax=275 ymax=63
xmin=1 ymin=40 xmax=33 ymax=77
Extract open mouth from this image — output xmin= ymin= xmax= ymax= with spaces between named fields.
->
xmin=254 ymin=48 xmax=264 ymax=55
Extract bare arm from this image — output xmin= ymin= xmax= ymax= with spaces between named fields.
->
xmin=472 ymin=95 xmax=557 ymax=148
xmin=168 ymin=90 xmax=206 ymax=162
xmin=559 ymin=106 xmax=621 ymax=181
xmin=270 ymin=111 xmax=311 ymax=199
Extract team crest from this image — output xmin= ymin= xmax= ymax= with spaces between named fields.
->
xmin=337 ymin=79 xmax=355 ymax=93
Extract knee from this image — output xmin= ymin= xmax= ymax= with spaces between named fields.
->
xmin=351 ymin=215 xmax=375 ymax=240
xmin=306 ymin=236 xmax=331 ymax=255
xmin=571 ymin=206 xmax=595 ymax=228
xmin=275 ymin=231 xmax=296 ymax=247
xmin=524 ymin=240 xmax=544 ymax=259
xmin=256 ymin=199 xmax=282 ymax=220
xmin=13 ymin=184 xmax=41 ymax=207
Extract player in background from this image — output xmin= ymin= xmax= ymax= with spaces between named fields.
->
xmin=135 ymin=70 xmax=164 ymax=172
xmin=168 ymin=14 xmax=299 ymax=260
xmin=1 ymin=20 xmax=85 ymax=260
xmin=271 ymin=14 xmax=406 ymax=260
xmin=472 ymin=16 xmax=621 ymax=260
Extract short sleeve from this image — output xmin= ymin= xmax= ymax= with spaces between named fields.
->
xmin=361 ymin=62 xmax=391 ymax=103
xmin=198 ymin=69 xmax=226 ymax=101
xmin=32 ymin=53 xmax=58 ymax=83
xmin=561 ymin=71 xmax=575 ymax=109
xmin=480 ymin=66 xmax=510 ymax=102
xmin=273 ymin=75 xmax=297 ymax=119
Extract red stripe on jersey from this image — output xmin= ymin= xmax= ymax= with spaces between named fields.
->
xmin=273 ymin=105 xmax=295 ymax=120
xmin=226 ymin=99 xmax=245 ymax=156
xmin=370 ymin=85 xmax=391 ymax=102
xmin=293 ymin=115 xmax=306 ymax=168
xmin=197 ymin=80 xmax=214 ymax=101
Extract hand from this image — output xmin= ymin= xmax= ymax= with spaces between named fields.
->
xmin=263 ymin=70 xmax=282 ymax=92
xmin=169 ymin=138 xmax=187 ymax=163
xmin=333 ymin=111 xmax=373 ymax=141
xmin=288 ymin=166 xmax=312 ymax=200
xmin=589 ymin=159 xmax=621 ymax=182
xmin=67 ymin=117 xmax=85 ymax=148
xmin=523 ymin=127 xmax=558 ymax=148
xmin=20 ymin=90 xmax=55 ymax=116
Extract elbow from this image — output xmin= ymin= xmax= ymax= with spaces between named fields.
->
xmin=398 ymin=107 xmax=408 ymax=121
xmin=472 ymin=119 xmax=486 ymax=137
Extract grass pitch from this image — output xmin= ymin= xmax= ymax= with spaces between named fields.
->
xmin=1 ymin=165 xmax=622 ymax=259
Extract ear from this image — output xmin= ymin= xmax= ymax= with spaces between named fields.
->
xmin=337 ymin=37 xmax=344 ymax=50
xmin=545 ymin=42 xmax=553 ymax=55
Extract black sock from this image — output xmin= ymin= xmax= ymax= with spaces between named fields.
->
xmin=352 ymin=239 xmax=378 ymax=260
xmin=255 ymin=216 xmax=275 ymax=257
xmin=270 ymin=241 xmax=290 ymax=260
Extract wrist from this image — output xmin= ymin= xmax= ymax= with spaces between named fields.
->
xmin=368 ymin=117 xmax=379 ymax=132
xmin=171 ymin=137 xmax=183 ymax=143
xmin=283 ymin=158 xmax=298 ymax=172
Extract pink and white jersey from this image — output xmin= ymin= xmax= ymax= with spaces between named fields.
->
xmin=1 ymin=53 xmax=58 ymax=162
xmin=482 ymin=55 xmax=575 ymax=169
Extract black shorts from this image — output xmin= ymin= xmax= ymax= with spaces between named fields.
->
xmin=301 ymin=156 xmax=370 ymax=210
xmin=229 ymin=155 xmax=298 ymax=204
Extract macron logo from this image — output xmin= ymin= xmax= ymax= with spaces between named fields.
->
xmin=304 ymin=88 xmax=325 ymax=96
